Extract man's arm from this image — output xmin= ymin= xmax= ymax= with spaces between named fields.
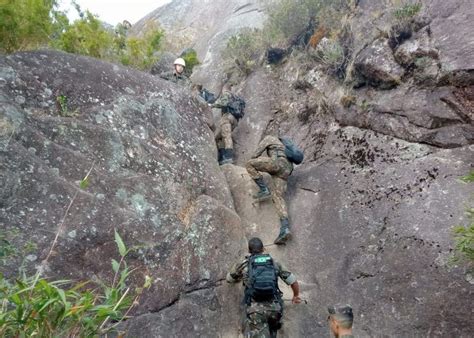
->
xmin=290 ymin=281 xmax=302 ymax=304
xmin=226 ymin=259 xmax=246 ymax=283
xmin=276 ymin=261 xmax=302 ymax=304
xmin=159 ymin=71 xmax=173 ymax=80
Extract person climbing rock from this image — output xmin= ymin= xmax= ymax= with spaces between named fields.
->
xmin=212 ymin=82 xmax=246 ymax=165
xmin=227 ymin=237 xmax=301 ymax=338
xmin=159 ymin=58 xmax=191 ymax=86
xmin=327 ymin=305 xmax=354 ymax=338
xmin=246 ymin=134 xmax=299 ymax=245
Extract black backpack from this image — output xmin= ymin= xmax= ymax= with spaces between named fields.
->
xmin=199 ymin=88 xmax=216 ymax=104
xmin=245 ymin=254 xmax=281 ymax=305
xmin=226 ymin=94 xmax=246 ymax=120
xmin=280 ymin=137 xmax=304 ymax=164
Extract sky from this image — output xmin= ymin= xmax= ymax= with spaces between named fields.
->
xmin=58 ymin=0 xmax=172 ymax=26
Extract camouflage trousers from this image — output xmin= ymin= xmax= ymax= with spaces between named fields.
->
xmin=246 ymin=156 xmax=292 ymax=219
xmin=215 ymin=113 xmax=237 ymax=149
xmin=244 ymin=302 xmax=282 ymax=338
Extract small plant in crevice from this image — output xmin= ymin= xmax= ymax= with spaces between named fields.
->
xmin=56 ymin=94 xmax=71 ymax=117
xmin=388 ymin=2 xmax=423 ymax=49
xmin=393 ymin=2 xmax=422 ymax=21
xmin=451 ymin=171 xmax=474 ymax=269
xmin=223 ymin=28 xmax=264 ymax=75
xmin=312 ymin=37 xmax=348 ymax=78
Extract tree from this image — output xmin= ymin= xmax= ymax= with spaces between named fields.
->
xmin=0 ymin=0 xmax=58 ymax=53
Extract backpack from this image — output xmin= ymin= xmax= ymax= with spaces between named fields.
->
xmin=245 ymin=254 xmax=281 ymax=305
xmin=280 ymin=137 xmax=304 ymax=164
xmin=226 ymin=94 xmax=246 ymax=120
xmin=199 ymin=88 xmax=216 ymax=104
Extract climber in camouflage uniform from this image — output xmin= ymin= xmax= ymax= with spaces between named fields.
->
xmin=246 ymin=135 xmax=294 ymax=244
xmin=327 ymin=305 xmax=354 ymax=338
xmin=159 ymin=58 xmax=191 ymax=86
xmin=212 ymin=83 xmax=239 ymax=164
xmin=227 ymin=237 xmax=301 ymax=338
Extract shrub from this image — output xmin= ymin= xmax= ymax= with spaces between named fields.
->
xmin=119 ymin=27 xmax=164 ymax=70
xmin=261 ymin=0 xmax=350 ymax=44
xmin=313 ymin=37 xmax=346 ymax=74
xmin=0 ymin=231 xmax=150 ymax=336
xmin=53 ymin=10 xmax=114 ymax=59
xmin=180 ymin=48 xmax=200 ymax=75
xmin=223 ymin=28 xmax=264 ymax=74
xmin=0 ymin=2 xmax=164 ymax=70
xmin=0 ymin=0 xmax=60 ymax=53
xmin=393 ymin=2 xmax=422 ymax=21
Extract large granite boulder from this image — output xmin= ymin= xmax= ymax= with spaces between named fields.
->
xmin=0 ymin=51 xmax=247 ymax=324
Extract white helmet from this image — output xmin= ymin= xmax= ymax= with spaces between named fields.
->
xmin=174 ymin=58 xmax=186 ymax=67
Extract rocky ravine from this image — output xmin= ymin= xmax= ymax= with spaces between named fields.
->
xmin=1 ymin=0 xmax=474 ymax=337
xmin=134 ymin=0 xmax=473 ymax=336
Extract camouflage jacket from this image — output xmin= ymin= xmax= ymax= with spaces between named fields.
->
xmin=252 ymin=135 xmax=287 ymax=159
xmin=226 ymin=254 xmax=296 ymax=287
xmin=212 ymin=91 xmax=234 ymax=112
xmin=159 ymin=71 xmax=191 ymax=86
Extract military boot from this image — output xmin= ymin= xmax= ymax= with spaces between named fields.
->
xmin=253 ymin=177 xmax=271 ymax=201
xmin=217 ymin=148 xmax=225 ymax=165
xmin=221 ymin=148 xmax=234 ymax=165
xmin=274 ymin=217 xmax=291 ymax=245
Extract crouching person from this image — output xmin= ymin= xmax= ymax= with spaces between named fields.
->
xmin=227 ymin=237 xmax=301 ymax=337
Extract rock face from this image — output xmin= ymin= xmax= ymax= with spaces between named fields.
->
xmin=1 ymin=0 xmax=474 ymax=337
xmin=354 ymin=38 xmax=405 ymax=89
xmin=132 ymin=0 xmax=268 ymax=91
xmin=0 ymin=51 xmax=247 ymax=325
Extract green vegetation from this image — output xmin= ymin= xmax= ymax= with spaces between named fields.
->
xmin=393 ymin=2 xmax=422 ymax=21
xmin=223 ymin=28 xmax=263 ymax=74
xmin=118 ymin=22 xmax=164 ymax=69
xmin=452 ymin=171 xmax=474 ymax=266
xmin=0 ymin=0 xmax=62 ymax=53
xmin=53 ymin=10 xmax=114 ymax=59
xmin=0 ymin=231 xmax=150 ymax=337
xmin=0 ymin=1 xmax=164 ymax=70
xmin=313 ymin=39 xmax=346 ymax=73
xmin=224 ymin=0 xmax=351 ymax=76
xmin=181 ymin=49 xmax=200 ymax=75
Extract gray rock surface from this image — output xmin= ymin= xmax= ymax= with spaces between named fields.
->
xmin=150 ymin=51 xmax=178 ymax=75
xmin=1 ymin=0 xmax=473 ymax=336
xmin=354 ymin=38 xmax=405 ymax=89
xmin=0 ymin=51 xmax=246 ymax=322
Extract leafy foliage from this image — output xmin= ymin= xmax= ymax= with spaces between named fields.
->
xmin=0 ymin=231 xmax=149 ymax=337
xmin=224 ymin=0 xmax=352 ymax=76
xmin=180 ymin=48 xmax=200 ymax=75
xmin=53 ymin=10 xmax=114 ymax=59
xmin=0 ymin=1 xmax=164 ymax=70
xmin=0 ymin=0 xmax=61 ymax=53
xmin=261 ymin=0 xmax=349 ymax=42
xmin=223 ymin=28 xmax=263 ymax=74
xmin=118 ymin=23 xmax=164 ymax=70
